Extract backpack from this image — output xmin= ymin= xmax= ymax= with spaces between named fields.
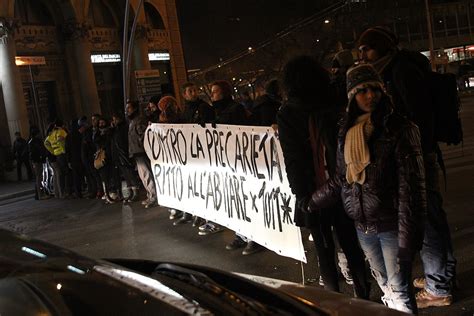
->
xmin=397 ymin=49 xmax=463 ymax=145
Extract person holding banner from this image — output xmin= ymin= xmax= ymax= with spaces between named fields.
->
xmin=126 ymin=100 xmax=158 ymax=208
xmin=277 ymin=56 xmax=370 ymax=298
xmin=173 ymin=82 xmax=215 ymax=227
xmin=308 ymin=64 xmax=426 ymax=313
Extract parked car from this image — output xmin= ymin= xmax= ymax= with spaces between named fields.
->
xmin=0 ymin=229 xmax=404 ymax=315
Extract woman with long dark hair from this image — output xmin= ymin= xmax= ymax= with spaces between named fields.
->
xmin=309 ymin=64 xmax=426 ymax=313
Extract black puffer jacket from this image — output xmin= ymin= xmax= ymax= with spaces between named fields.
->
xmin=183 ymin=99 xmax=215 ymax=124
xmin=213 ymin=97 xmax=248 ymax=125
xmin=382 ymin=49 xmax=435 ymax=154
xmin=252 ymin=94 xmax=281 ymax=126
xmin=310 ymin=102 xmax=427 ymax=259
xmin=277 ymin=97 xmax=340 ymax=228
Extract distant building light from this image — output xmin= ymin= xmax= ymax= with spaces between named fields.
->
xmin=164 ymin=71 xmax=167 ymax=74
xmin=91 ymin=53 xmax=121 ymax=63
xmin=439 ymin=20 xmax=443 ymax=23
xmin=248 ymin=46 xmax=253 ymax=51
xmin=232 ymin=77 xmax=236 ymax=81
xmin=316 ymin=39 xmax=320 ymax=42
xmin=218 ymin=65 xmax=221 ymax=68
xmin=148 ymin=52 xmax=170 ymax=61
xmin=57 ymin=283 xmax=62 ymax=290
xmin=324 ymin=19 xmax=330 ymax=24
xmin=239 ymin=78 xmax=242 ymax=82
xmin=248 ymin=83 xmax=252 ymax=87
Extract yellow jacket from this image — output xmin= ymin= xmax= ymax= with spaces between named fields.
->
xmin=44 ymin=128 xmax=67 ymax=156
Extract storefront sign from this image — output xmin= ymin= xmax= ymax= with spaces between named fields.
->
xmin=144 ymin=123 xmax=306 ymax=262
xmin=90 ymin=53 xmax=121 ymax=63
xmin=148 ymin=52 xmax=170 ymax=61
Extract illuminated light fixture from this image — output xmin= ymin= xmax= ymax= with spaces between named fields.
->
xmin=248 ymin=84 xmax=252 ymax=87
xmin=148 ymin=52 xmax=170 ymax=61
xmin=57 ymin=283 xmax=62 ymax=290
xmin=91 ymin=53 xmax=121 ymax=63
xmin=67 ymin=265 xmax=86 ymax=275
xmin=21 ymin=246 xmax=46 ymax=258
xmin=467 ymin=46 xmax=474 ymax=51
xmin=218 ymin=65 xmax=221 ymax=68
xmin=324 ymin=19 xmax=330 ymax=24
xmin=164 ymin=71 xmax=167 ymax=74
xmin=232 ymin=77 xmax=236 ymax=81
xmin=248 ymin=46 xmax=253 ymax=51
xmin=239 ymin=78 xmax=242 ymax=82
xmin=316 ymin=39 xmax=320 ymax=42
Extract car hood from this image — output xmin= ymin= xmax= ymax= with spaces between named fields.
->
xmin=0 ymin=229 xmax=405 ymax=315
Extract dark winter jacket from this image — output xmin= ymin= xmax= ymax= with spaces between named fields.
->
xmin=28 ymin=137 xmax=47 ymax=163
xmin=183 ymin=99 xmax=215 ymax=124
xmin=128 ymin=112 xmax=148 ymax=158
xmin=213 ymin=97 xmax=248 ymax=125
xmin=381 ymin=49 xmax=435 ymax=154
xmin=81 ymin=127 xmax=95 ymax=168
xmin=252 ymin=94 xmax=281 ymax=126
xmin=93 ymin=127 xmax=112 ymax=166
xmin=310 ymin=102 xmax=427 ymax=260
xmin=13 ymin=138 xmax=28 ymax=161
xmin=66 ymin=129 xmax=83 ymax=164
xmin=111 ymin=120 xmax=132 ymax=167
xmin=277 ymin=97 xmax=340 ymax=228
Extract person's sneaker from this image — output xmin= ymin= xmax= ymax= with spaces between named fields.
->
xmin=341 ymin=269 xmax=354 ymax=285
xmin=173 ymin=214 xmax=193 ymax=226
xmin=109 ymin=192 xmax=118 ymax=201
xmin=144 ymin=200 xmax=157 ymax=208
xmin=318 ymin=276 xmax=324 ymax=286
xmin=198 ymin=223 xmax=223 ymax=235
xmin=226 ymin=237 xmax=247 ymax=250
xmin=413 ymin=277 xmax=426 ymax=289
xmin=141 ymin=199 xmax=149 ymax=205
xmin=192 ymin=216 xmax=205 ymax=227
xmin=415 ymin=289 xmax=453 ymax=308
xmin=308 ymin=234 xmax=313 ymax=242
xmin=169 ymin=210 xmax=182 ymax=220
xmin=242 ymin=241 xmax=264 ymax=255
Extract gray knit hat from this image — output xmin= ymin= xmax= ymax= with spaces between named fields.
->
xmin=346 ymin=64 xmax=385 ymax=107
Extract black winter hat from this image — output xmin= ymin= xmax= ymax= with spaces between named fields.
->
xmin=358 ymin=27 xmax=398 ymax=56
xmin=346 ymin=64 xmax=385 ymax=107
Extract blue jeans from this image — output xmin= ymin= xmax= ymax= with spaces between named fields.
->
xmin=420 ymin=191 xmax=456 ymax=296
xmin=357 ymin=229 xmax=416 ymax=314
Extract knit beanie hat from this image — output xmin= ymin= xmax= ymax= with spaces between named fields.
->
xmin=358 ymin=26 xmax=398 ymax=56
xmin=158 ymin=95 xmax=178 ymax=112
xmin=346 ymin=64 xmax=385 ymax=106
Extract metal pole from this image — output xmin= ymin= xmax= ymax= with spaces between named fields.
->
xmin=125 ymin=0 xmax=145 ymax=104
xmin=28 ymin=65 xmax=43 ymax=135
xmin=122 ymin=0 xmax=131 ymax=109
xmin=425 ymin=0 xmax=436 ymax=71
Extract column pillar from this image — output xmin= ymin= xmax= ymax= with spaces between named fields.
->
xmin=0 ymin=17 xmax=29 ymax=143
xmin=129 ymin=24 xmax=151 ymax=102
xmin=62 ymin=22 xmax=101 ymax=116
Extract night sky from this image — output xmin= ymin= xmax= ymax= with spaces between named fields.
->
xmin=175 ymin=0 xmax=324 ymax=70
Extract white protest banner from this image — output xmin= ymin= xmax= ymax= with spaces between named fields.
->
xmin=144 ymin=124 xmax=306 ymax=262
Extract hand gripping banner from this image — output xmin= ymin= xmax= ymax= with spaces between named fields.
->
xmin=144 ymin=123 xmax=306 ymax=262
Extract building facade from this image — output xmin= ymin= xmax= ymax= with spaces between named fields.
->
xmin=0 ymin=0 xmax=187 ymax=145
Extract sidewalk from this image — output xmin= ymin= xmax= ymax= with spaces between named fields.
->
xmin=0 ymin=169 xmax=35 ymax=202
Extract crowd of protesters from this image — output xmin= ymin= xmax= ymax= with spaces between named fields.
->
xmin=12 ymin=26 xmax=457 ymax=314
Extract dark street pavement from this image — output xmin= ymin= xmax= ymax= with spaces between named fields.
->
xmin=1 ymin=96 xmax=474 ymax=315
